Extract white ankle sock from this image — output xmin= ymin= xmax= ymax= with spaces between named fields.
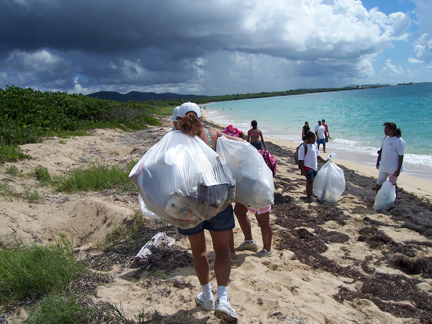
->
xmin=217 ymin=285 xmax=229 ymax=302
xmin=201 ymin=282 xmax=213 ymax=300
xmin=245 ymin=239 xmax=254 ymax=244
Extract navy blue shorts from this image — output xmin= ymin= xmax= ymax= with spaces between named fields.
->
xmin=177 ymin=204 xmax=235 ymax=235
xmin=316 ymin=138 xmax=325 ymax=145
xmin=250 ymin=142 xmax=263 ymax=150
xmin=306 ymin=169 xmax=318 ymax=179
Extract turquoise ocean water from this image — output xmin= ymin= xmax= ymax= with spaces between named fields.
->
xmin=206 ymin=83 xmax=432 ymax=181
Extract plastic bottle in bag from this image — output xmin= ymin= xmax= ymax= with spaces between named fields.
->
xmin=313 ymin=153 xmax=345 ymax=202
xmin=129 ymin=131 xmax=236 ymax=228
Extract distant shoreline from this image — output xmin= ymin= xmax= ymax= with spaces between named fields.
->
xmin=200 ymin=109 xmax=432 ymax=201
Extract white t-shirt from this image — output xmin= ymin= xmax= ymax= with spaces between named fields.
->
xmin=379 ymin=136 xmax=405 ymax=173
xmin=315 ymin=125 xmax=326 ymax=139
xmin=298 ymin=143 xmax=320 ymax=171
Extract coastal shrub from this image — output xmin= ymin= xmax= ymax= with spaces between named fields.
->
xmin=0 ymin=239 xmax=87 ymax=306
xmin=0 ymin=144 xmax=32 ymax=163
xmin=53 ymin=164 xmax=133 ymax=193
xmin=0 ymin=86 xmax=160 ymax=148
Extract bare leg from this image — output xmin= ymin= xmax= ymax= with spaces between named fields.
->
xmin=209 ymin=230 xmax=231 ymax=287
xmin=228 ymin=229 xmax=235 ymax=254
xmin=234 ymin=202 xmax=253 ymax=241
xmin=256 ymin=212 xmax=272 ymax=251
xmin=375 ymin=184 xmax=382 ymax=194
xmin=187 ymin=231 xmax=210 ymax=285
xmin=323 ymin=143 xmax=326 ymax=153
xmin=306 ymin=177 xmax=314 ymax=201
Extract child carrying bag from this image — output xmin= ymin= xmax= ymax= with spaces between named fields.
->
xmin=313 ymin=153 xmax=345 ymax=203
xmin=373 ymin=175 xmax=396 ymax=212
xmin=129 ymin=131 xmax=236 ymax=229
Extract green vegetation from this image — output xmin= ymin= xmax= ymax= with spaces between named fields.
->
xmin=34 ymin=166 xmax=51 ymax=184
xmin=154 ymin=84 xmax=388 ymax=107
xmin=0 ymin=86 xmax=160 ymax=163
xmin=52 ymin=164 xmax=134 ymax=193
xmin=0 ymin=239 xmax=86 ymax=306
xmin=5 ymin=165 xmax=22 ymax=177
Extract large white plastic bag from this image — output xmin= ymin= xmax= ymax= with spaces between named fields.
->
xmin=216 ymin=136 xmax=274 ymax=209
xmin=313 ymin=153 xmax=345 ymax=202
xmin=129 ymin=130 xmax=236 ymax=229
xmin=373 ymin=181 xmax=396 ymax=212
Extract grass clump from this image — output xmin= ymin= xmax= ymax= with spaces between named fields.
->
xmin=25 ymin=188 xmax=40 ymax=203
xmin=34 ymin=166 xmax=51 ymax=184
xmin=0 ymin=239 xmax=87 ymax=306
xmin=53 ymin=164 xmax=133 ymax=193
xmin=24 ymin=294 xmax=94 ymax=324
xmin=5 ymin=165 xmax=22 ymax=177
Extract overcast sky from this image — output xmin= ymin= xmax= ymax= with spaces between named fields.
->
xmin=0 ymin=0 xmax=431 ymax=95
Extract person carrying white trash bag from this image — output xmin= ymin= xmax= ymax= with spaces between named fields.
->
xmin=312 ymin=152 xmax=346 ymax=203
xmin=130 ymin=102 xmax=244 ymax=322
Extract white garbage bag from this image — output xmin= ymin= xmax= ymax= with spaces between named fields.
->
xmin=216 ymin=136 xmax=274 ymax=209
xmin=129 ymin=131 xmax=236 ymax=229
xmin=373 ymin=181 xmax=396 ymax=212
xmin=313 ymin=153 xmax=345 ymax=202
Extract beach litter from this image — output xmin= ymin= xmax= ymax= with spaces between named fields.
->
xmin=135 ymin=232 xmax=175 ymax=266
xmin=313 ymin=153 xmax=345 ymax=202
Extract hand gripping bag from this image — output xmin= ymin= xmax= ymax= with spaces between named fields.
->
xmin=129 ymin=130 xmax=236 ymax=229
xmin=313 ymin=153 xmax=345 ymax=202
xmin=373 ymin=176 xmax=396 ymax=212
xmin=216 ymin=136 xmax=274 ymax=209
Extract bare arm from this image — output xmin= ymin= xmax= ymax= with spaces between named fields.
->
xmin=317 ymin=156 xmax=328 ymax=164
xmin=376 ymin=150 xmax=382 ymax=170
xmin=299 ymin=160 xmax=307 ymax=176
xmin=394 ymin=155 xmax=404 ymax=177
xmin=260 ymin=131 xmax=267 ymax=151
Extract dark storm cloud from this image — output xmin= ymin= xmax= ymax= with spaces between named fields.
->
xmin=0 ymin=0 xmax=417 ymax=94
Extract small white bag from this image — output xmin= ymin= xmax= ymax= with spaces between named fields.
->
xmin=373 ymin=177 xmax=396 ymax=212
xmin=129 ymin=131 xmax=236 ymax=229
xmin=313 ymin=153 xmax=345 ymax=203
xmin=216 ymin=136 xmax=274 ymax=209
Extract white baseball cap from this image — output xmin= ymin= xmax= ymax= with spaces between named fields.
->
xmin=177 ymin=102 xmax=201 ymax=118
xmin=171 ymin=106 xmax=180 ymax=121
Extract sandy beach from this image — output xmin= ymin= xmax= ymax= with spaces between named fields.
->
xmin=2 ymin=112 xmax=432 ymax=323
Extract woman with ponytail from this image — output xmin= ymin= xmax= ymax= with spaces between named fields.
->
xmin=176 ymin=102 xmax=242 ymax=322
xmin=376 ymin=122 xmax=405 ymax=196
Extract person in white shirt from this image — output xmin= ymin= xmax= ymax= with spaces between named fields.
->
xmin=376 ymin=122 xmax=405 ymax=196
xmin=299 ymin=131 xmax=328 ymax=202
xmin=314 ymin=120 xmax=327 ymax=152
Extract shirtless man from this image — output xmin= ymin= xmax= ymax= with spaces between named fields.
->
xmin=247 ymin=120 xmax=267 ymax=151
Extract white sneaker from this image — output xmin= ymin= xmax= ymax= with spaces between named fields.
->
xmin=235 ymin=240 xmax=258 ymax=252
xmin=256 ymin=248 xmax=272 ymax=257
xmin=195 ymin=292 xmax=215 ymax=311
xmin=215 ymin=299 xmax=238 ymax=322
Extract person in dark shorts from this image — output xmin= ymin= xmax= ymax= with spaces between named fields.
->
xmin=176 ymin=102 xmax=243 ymax=322
xmin=247 ymin=120 xmax=267 ymax=150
